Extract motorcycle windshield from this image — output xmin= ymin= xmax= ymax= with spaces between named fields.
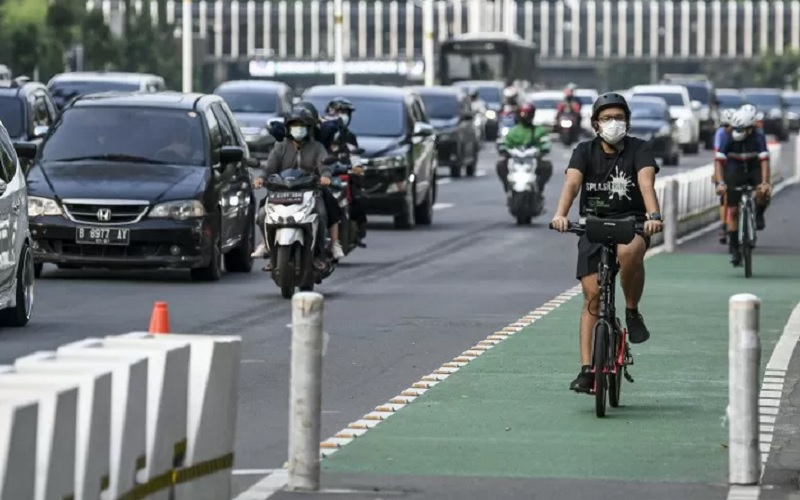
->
xmin=267 ymin=168 xmax=317 ymax=190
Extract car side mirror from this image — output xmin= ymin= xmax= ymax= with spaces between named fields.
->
xmin=220 ymin=145 xmax=245 ymax=164
xmin=33 ymin=125 xmax=49 ymax=138
xmin=412 ymin=122 xmax=434 ymax=137
xmin=14 ymin=141 xmax=38 ymax=160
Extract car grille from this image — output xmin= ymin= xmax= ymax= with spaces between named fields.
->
xmin=63 ymin=200 xmax=149 ymax=225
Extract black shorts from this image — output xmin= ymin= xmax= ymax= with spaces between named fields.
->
xmin=575 ymin=219 xmax=651 ymax=280
xmin=724 ymin=168 xmax=762 ymax=205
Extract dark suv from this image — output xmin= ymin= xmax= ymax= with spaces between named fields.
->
xmin=0 ymin=77 xmax=59 ymax=171
xmin=22 ymin=92 xmax=256 ymax=281
xmin=412 ymin=86 xmax=479 ymax=178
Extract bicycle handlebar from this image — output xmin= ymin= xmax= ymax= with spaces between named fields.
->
xmin=548 ymin=219 xmax=647 ymax=235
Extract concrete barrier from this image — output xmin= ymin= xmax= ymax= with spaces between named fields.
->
xmin=13 ymin=353 xmax=113 ymax=500
xmin=102 ymin=334 xmax=191 ymax=500
xmin=124 ymin=332 xmax=242 ymax=500
xmin=0 ymin=395 xmax=38 ymax=500
xmin=0 ymin=373 xmax=79 ymax=500
xmin=55 ymin=340 xmax=149 ymax=500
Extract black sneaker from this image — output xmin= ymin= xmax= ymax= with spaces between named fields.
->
xmin=626 ymin=309 xmax=651 ymax=344
xmin=570 ymin=365 xmax=594 ymax=393
xmin=756 ymin=211 xmax=766 ymax=230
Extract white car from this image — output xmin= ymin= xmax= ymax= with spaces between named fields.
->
xmin=527 ymin=90 xmax=562 ymax=131
xmin=629 ymin=84 xmax=701 ymax=154
xmin=575 ymin=88 xmax=598 ymax=134
xmin=0 ymin=120 xmax=34 ymax=326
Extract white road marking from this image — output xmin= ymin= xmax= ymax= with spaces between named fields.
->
xmin=433 ymin=202 xmax=454 ymax=211
xmin=475 ymin=169 xmax=487 ymax=177
xmin=232 ymin=469 xmax=278 ymax=476
xmin=436 ymin=178 xmax=452 ymax=186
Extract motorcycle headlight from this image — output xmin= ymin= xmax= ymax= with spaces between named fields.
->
xmin=501 ymin=127 xmax=509 ymax=137
xmin=28 ymin=196 xmax=62 ymax=217
xmin=149 ymin=200 xmax=205 ymax=220
xmin=485 ymin=110 xmax=496 ymax=120
xmin=676 ymin=118 xmax=687 ymax=128
xmin=560 ymin=119 xmax=573 ymax=128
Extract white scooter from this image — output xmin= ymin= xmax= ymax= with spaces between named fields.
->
xmin=502 ymin=145 xmax=545 ymax=225
xmin=264 ymin=168 xmax=334 ymax=298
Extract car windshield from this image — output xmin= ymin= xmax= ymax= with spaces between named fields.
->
xmin=0 ymin=97 xmax=25 ymax=138
xmin=784 ymin=95 xmax=800 ymax=106
xmin=304 ymin=96 xmax=405 ymax=137
xmin=530 ymin=97 xmax=560 ymax=109
xmin=474 ymin=86 xmax=502 ymax=104
xmin=575 ymin=94 xmax=595 ymax=105
xmin=717 ymin=93 xmax=745 ymax=108
xmin=743 ymin=92 xmax=783 ymax=108
xmin=41 ymin=107 xmax=207 ymax=166
xmin=214 ymin=89 xmax=279 ymax=113
xmin=682 ymin=84 xmax=710 ymax=103
xmin=419 ymin=93 xmax=460 ymax=119
xmin=634 ymin=92 xmax=685 ymax=107
xmin=48 ymin=80 xmax=140 ymax=107
xmin=630 ymin=102 xmax=667 ymax=120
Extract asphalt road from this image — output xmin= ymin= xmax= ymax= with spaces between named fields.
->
xmin=0 ymin=138 xmax=718 ymax=496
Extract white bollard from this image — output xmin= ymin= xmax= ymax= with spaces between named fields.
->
xmin=56 ymin=340 xmax=149 ymax=500
xmin=103 ymin=334 xmax=191 ymax=500
xmin=0 ymin=373 xmax=79 ymax=500
xmin=287 ymin=292 xmax=324 ymax=491
xmin=14 ymin=353 xmax=113 ymax=500
xmin=663 ymin=177 xmax=679 ymax=252
xmin=729 ymin=293 xmax=762 ymax=485
xmin=0 ymin=396 xmax=38 ymax=500
xmin=143 ymin=333 xmax=241 ymax=500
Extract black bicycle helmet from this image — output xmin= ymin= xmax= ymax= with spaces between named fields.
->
xmin=293 ymin=101 xmax=320 ymax=123
xmin=591 ymin=92 xmax=631 ymax=122
xmin=327 ymin=97 xmax=355 ymax=113
xmin=285 ymin=107 xmax=315 ymax=127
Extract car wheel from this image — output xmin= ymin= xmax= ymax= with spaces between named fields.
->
xmin=224 ymin=207 xmax=255 ymax=273
xmin=414 ymin=182 xmax=434 ymax=226
xmin=34 ymin=262 xmax=42 ymax=279
xmin=465 ymin=144 xmax=478 ymax=177
xmin=191 ymin=218 xmax=223 ymax=282
xmin=0 ymin=243 xmax=35 ymax=327
xmin=393 ymin=185 xmax=416 ymax=230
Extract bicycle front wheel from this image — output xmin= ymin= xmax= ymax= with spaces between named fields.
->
xmin=609 ymin=325 xmax=623 ymax=408
xmin=593 ymin=322 xmax=609 ymax=417
xmin=742 ymin=210 xmax=753 ymax=278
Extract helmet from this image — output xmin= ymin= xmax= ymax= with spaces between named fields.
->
xmin=294 ymin=101 xmax=320 ymax=123
xmin=732 ymin=105 xmax=757 ymax=129
xmin=565 ymin=83 xmax=577 ymax=95
xmin=518 ymin=102 xmax=536 ymax=125
xmin=591 ymin=92 xmax=631 ymax=122
xmin=503 ymin=87 xmax=519 ymax=99
xmin=327 ymin=97 xmax=355 ymax=114
xmin=285 ymin=107 xmax=315 ymax=128
xmin=719 ymin=108 xmax=736 ymax=126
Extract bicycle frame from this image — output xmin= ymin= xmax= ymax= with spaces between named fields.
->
xmin=594 ymin=244 xmax=622 ymax=377
xmin=738 ymin=188 xmax=757 ymax=249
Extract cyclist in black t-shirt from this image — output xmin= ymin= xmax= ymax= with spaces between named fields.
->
xmin=551 ymin=93 xmax=663 ymax=394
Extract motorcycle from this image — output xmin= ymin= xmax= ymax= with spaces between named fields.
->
xmin=326 ymin=155 xmax=365 ymax=258
xmin=557 ymin=110 xmax=581 ymax=146
xmin=500 ymin=145 xmax=545 ymax=225
xmin=264 ymin=168 xmax=335 ymax=299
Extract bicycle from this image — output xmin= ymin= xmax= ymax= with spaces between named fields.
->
xmin=550 ymin=215 xmax=638 ymax=417
xmin=732 ymin=185 xmax=757 ymax=278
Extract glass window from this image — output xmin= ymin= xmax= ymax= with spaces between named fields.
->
xmin=303 ymin=96 xmax=406 ymax=137
xmin=204 ymin=107 xmax=222 ymax=163
xmin=682 ymin=84 xmax=710 ymax=103
xmin=419 ymin=93 xmax=460 ymax=119
xmin=211 ymin=104 xmax=236 ymax=145
xmin=48 ymin=80 xmax=140 ymax=108
xmin=782 ymin=95 xmax=800 ymax=106
xmin=40 ymin=107 xmax=207 ymax=166
xmin=33 ymin=95 xmax=52 ymax=126
xmin=630 ymin=101 xmax=668 ymax=120
xmin=742 ymin=92 xmax=782 ymax=108
xmin=717 ymin=93 xmax=745 ymax=109
xmin=633 ymin=92 xmax=685 ymax=107
xmin=0 ymin=97 xmax=25 ymax=138
xmin=0 ymin=126 xmax=16 ymax=182
xmin=214 ymin=89 xmax=280 ymax=114
xmin=445 ymin=52 xmax=504 ymax=81
xmin=529 ymin=96 xmax=561 ymax=109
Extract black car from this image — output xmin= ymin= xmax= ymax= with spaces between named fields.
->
xmin=452 ymin=80 xmax=504 ymax=140
xmin=47 ymin=72 xmax=166 ymax=110
xmin=411 ymin=86 xmax=479 ymax=178
xmin=715 ymin=88 xmax=745 ymax=112
xmin=662 ymin=77 xmax=719 ymax=149
xmin=214 ymin=79 xmax=294 ymax=162
xmin=303 ymin=85 xmax=437 ymax=229
xmin=0 ymin=77 xmax=59 ymax=172
xmin=22 ymin=92 xmax=255 ymax=281
xmin=782 ymin=91 xmax=800 ymax=132
xmin=741 ymin=88 xmax=790 ymax=141
xmin=627 ymin=96 xmax=680 ymax=166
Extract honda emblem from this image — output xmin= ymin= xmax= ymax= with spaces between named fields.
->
xmin=96 ymin=208 xmax=112 ymax=221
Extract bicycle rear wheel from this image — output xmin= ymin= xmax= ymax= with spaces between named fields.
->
xmin=609 ymin=325 xmax=623 ymax=408
xmin=593 ymin=322 xmax=609 ymax=417
xmin=742 ymin=210 xmax=753 ymax=278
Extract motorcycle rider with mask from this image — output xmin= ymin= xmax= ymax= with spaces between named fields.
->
xmin=496 ymin=102 xmax=553 ymax=196
xmin=556 ymin=83 xmax=582 ymax=139
xmin=251 ymin=108 xmax=344 ymax=270
xmin=551 ymin=92 xmax=663 ymax=394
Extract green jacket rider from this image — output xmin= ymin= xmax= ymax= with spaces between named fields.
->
xmin=496 ymin=102 xmax=553 ymax=193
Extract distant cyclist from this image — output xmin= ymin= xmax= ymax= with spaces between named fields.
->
xmin=714 ymin=108 xmax=735 ymax=244
xmin=714 ymin=105 xmax=772 ymax=266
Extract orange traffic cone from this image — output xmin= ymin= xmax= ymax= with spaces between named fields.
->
xmin=149 ymin=301 xmax=170 ymax=334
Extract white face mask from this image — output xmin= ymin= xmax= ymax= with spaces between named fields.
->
xmin=599 ymin=119 xmax=627 ymax=145
xmin=339 ymin=114 xmax=350 ymax=126
xmin=289 ymin=126 xmax=308 ymax=140
xmin=732 ymin=130 xmax=746 ymax=141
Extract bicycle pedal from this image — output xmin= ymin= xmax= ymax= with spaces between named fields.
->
xmin=624 ymin=368 xmax=635 ymax=383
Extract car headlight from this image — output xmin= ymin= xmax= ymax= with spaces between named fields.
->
xmin=149 ymin=200 xmax=205 ymax=220
xmin=485 ymin=110 xmax=496 ymax=120
xmin=28 ymin=196 xmax=62 ymax=217
xmin=658 ymin=124 xmax=671 ymax=136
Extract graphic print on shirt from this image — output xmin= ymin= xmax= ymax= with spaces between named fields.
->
xmin=584 ymin=165 xmax=633 ymax=200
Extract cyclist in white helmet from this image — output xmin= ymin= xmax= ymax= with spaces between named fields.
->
xmin=713 ymin=108 xmax=737 ymax=244
xmin=714 ymin=105 xmax=772 ymax=266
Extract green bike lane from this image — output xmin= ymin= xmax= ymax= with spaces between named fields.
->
xmin=271 ymin=187 xmax=800 ymax=499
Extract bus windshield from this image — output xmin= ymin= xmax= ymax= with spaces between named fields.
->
xmin=444 ymin=52 xmax=504 ymax=82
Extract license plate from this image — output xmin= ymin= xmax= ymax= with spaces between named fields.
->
xmin=76 ymin=227 xmax=130 ymax=246
xmin=268 ymin=191 xmax=303 ymax=204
